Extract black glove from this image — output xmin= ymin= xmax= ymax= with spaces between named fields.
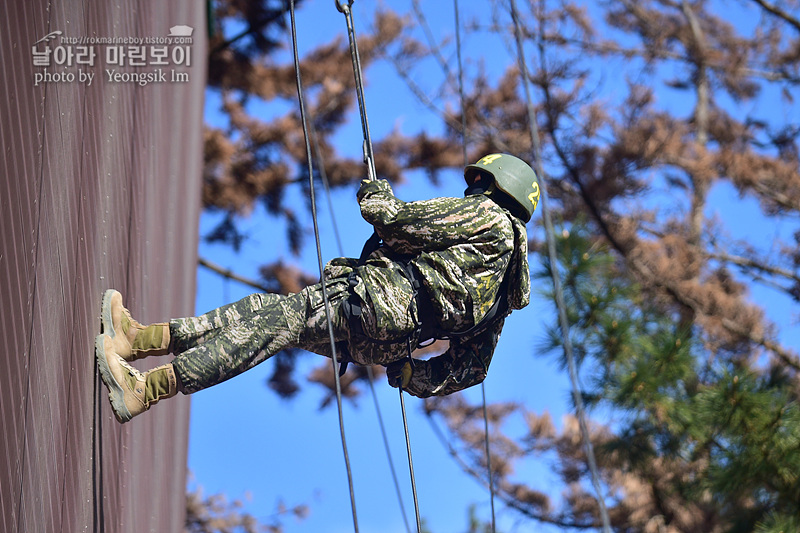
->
xmin=386 ymin=359 xmax=414 ymax=389
xmin=356 ymin=178 xmax=390 ymax=202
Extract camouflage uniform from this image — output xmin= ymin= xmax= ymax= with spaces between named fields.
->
xmin=171 ymin=179 xmax=529 ymax=398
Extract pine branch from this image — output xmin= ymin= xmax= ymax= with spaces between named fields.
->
xmin=710 ymin=252 xmax=800 ymax=286
xmin=752 ymin=180 xmax=800 ymax=213
xmin=198 ymin=256 xmax=270 ymax=293
xmin=211 ymin=25 xmax=255 ymax=56
xmin=423 ymin=408 xmax=604 ymax=530
xmin=680 ymin=0 xmax=711 ymax=255
xmin=585 ymin=201 xmax=800 ymax=371
xmin=749 ymin=0 xmax=800 ymax=32
xmin=411 ymin=0 xmax=457 ymax=87
xmin=630 ymin=254 xmax=800 ymax=370
xmin=547 ymin=35 xmax=800 ymax=83
xmin=538 ymin=52 xmax=800 ymax=372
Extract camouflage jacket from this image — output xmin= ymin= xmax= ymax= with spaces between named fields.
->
xmin=330 ymin=179 xmax=529 ymax=398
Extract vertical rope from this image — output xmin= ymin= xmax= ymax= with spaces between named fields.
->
xmin=396 ymin=340 xmax=423 ymax=532
xmin=336 ymin=0 xmax=377 ymax=182
xmin=480 ymin=384 xmax=497 ymax=532
xmin=452 ymin=1 xmax=496 ymax=530
xmin=368 ymin=372 xmax=414 ymax=533
xmin=508 ymin=1 xmax=611 ymax=531
xmin=308 ymin=118 xmax=413 ymax=533
xmin=453 ymin=0 xmax=468 ymax=166
xmin=288 ymin=2 xmax=359 ymax=531
xmin=399 ymin=382 xmax=422 ymax=533
xmin=334 ymin=1 xmax=422 ymax=530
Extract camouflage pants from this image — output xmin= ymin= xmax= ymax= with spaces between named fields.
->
xmin=170 ymin=274 xmax=416 ymax=393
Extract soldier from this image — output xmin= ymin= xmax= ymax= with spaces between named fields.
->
xmin=96 ymin=153 xmax=539 ymax=423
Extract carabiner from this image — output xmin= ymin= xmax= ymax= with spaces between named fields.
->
xmin=335 ymin=0 xmax=354 ymax=13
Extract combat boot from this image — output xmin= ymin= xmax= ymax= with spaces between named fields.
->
xmin=101 ymin=289 xmax=170 ymax=361
xmin=95 ymin=334 xmax=178 ymax=423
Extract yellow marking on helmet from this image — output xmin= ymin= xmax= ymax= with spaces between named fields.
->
xmin=478 ymin=154 xmax=502 ymax=165
xmin=528 ymin=181 xmax=540 ymax=209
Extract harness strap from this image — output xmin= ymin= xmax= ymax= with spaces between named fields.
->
xmin=339 ymin=266 xmax=416 ymax=375
xmin=401 ymin=259 xmax=510 ymax=344
xmin=397 ymin=261 xmax=437 ymax=345
xmin=342 ymin=257 xmax=510 ymax=356
xmin=342 ymin=268 xmax=421 ymax=347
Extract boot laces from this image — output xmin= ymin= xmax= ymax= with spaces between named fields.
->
xmin=118 ymin=357 xmax=143 ymax=379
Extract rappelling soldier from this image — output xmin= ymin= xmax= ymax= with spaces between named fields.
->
xmin=95 ymin=153 xmax=540 ymax=423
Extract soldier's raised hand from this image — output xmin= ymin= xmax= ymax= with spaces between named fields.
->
xmin=386 ymin=359 xmax=413 ymax=389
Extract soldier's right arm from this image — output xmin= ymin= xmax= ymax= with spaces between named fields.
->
xmin=398 ymin=317 xmax=505 ymax=398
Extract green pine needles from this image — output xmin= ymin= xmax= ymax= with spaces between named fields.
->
xmin=537 ymin=221 xmax=800 ymax=532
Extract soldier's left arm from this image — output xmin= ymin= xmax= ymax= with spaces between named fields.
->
xmin=401 ymin=317 xmax=505 ymax=398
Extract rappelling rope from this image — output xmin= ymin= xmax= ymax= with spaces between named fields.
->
xmin=480 ymin=384 xmax=497 ymax=532
xmin=287 ymin=2 xmax=359 ymax=531
xmin=453 ymin=0 xmax=468 ymax=168
xmin=399 ymin=359 xmax=422 ymax=533
xmin=336 ymin=0 xmax=377 ymax=182
xmin=452 ymin=1 xmax=497 ymax=530
xmin=335 ymin=2 xmax=422 ymax=531
xmin=308 ymin=119 xmax=413 ymax=533
xmin=507 ymin=1 xmax=611 ymax=531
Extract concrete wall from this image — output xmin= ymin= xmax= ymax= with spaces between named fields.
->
xmin=0 ymin=1 xmax=206 ymax=531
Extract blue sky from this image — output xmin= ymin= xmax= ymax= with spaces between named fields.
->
xmin=186 ymin=1 xmax=800 ymax=532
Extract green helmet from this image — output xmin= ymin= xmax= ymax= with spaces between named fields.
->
xmin=464 ymin=153 xmax=540 ymax=222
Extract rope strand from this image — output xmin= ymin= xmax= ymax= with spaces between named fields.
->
xmin=399 ymin=381 xmax=422 ymax=533
xmin=453 ymin=0 xmax=469 ymax=166
xmin=288 ymin=2 xmax=359 ymax=531
xmin=480 ymin=382 xmax=497 ymax=532
xmin=335 ymin=1 xmax=422 ymax=530
xmin=309 ymin=114 xmax=413 ymax=533
xmin=337 ymin=0 xmax=377 ymax=182
xmin=452 ymin=1 xmax=496 ymax=530
xmin=508 ymin=1 xmax=611 ymax=531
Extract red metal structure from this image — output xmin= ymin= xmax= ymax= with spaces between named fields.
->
xmin=0 ymin=1 xmax=206 ymax=531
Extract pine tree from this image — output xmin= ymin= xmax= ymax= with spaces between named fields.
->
xmin=541 ymin=223 xmax=800 ymax=530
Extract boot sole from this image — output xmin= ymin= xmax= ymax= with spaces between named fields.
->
xmin=100 ymin=289 xmax=118 ymax=339
xmin=95 ymin=333 xmax=133 ymax=423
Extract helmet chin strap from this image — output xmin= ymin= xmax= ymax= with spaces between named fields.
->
xmin=465 ymin=180 xmax=527 ymax=221
xmin=464 ymin=176 xmax=496 ymax=197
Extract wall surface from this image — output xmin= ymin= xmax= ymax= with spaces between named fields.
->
xmin=0 ymin=1 xmax=206 ymax=532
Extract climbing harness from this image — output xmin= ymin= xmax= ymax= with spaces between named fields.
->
xmin=508 ymin=0 xmax=612 ymax=531
xmin=341 ymin=251 xmax=511 ymax=357
xmin=401 ymin=257 xmax=511 ymax=347
xmin=287 ymin=1 xmax=359 ymax=531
